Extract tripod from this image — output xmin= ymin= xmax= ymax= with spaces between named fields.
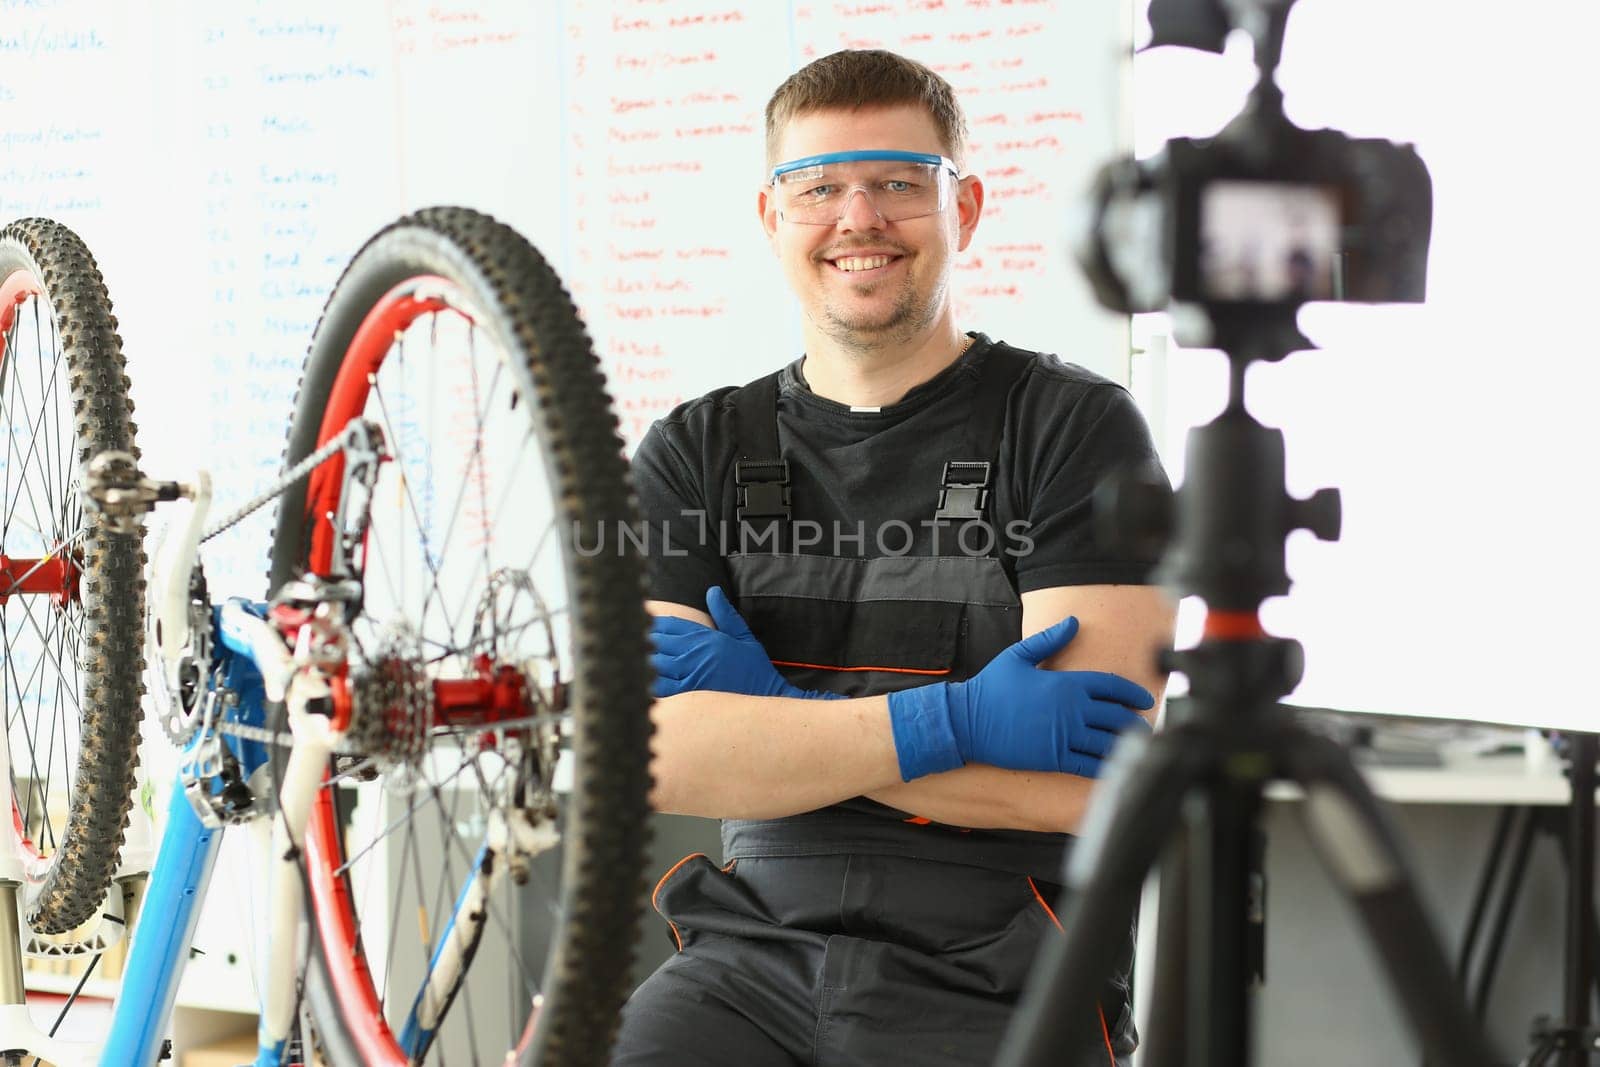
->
xmin=994 ymin=315 xmax=1501 ymax=1067
xmin=1510 ymin=732 xmax=1597 ymax=1066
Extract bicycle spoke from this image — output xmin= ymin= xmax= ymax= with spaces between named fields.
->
xmin=409 ymin=334 xmax=499 ymax=567
xmin=12 ymin=599 xmax=84 ymax=718
xmin=35 ymin=304 xmax=62 ymax=548
xmin=410 ymin=344 xmax=504 ymax=624
xmin=44 ymin=630 xmax=65 ymax=851
xmin=379 ymin=811 xmax=418 ymax=1017
xmin=422 ymin=428 xmax=553 ymax=646
xmin=368 ymin=373 xmax=468 ymax=650
xmin=6 ymin=615 xmax=59 ymax=830
xmin=330 ymin=758 xmax=475 ymax=879
xmin=3 ymin=307 xmax=69 ymax=543
xmin=362 ymin=484 xmax=406 ymax=621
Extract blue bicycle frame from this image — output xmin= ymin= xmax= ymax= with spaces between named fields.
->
xmin=100 ymin=601 xmax=292 ymax=1067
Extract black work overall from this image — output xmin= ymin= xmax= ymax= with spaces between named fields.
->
xmin=615 ymin=345 xmax=1135 ymax=1067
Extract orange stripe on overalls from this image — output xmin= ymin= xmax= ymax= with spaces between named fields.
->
xmin=1028 ymin=877 xmax=1118 ymax=1067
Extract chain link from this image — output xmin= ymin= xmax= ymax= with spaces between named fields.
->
xmin=214 ymin=717 xmax=335 ymax=750
xmin=209 ymin=710 xmax=553 ymax=755
xmin=200 ymin=420 xmax=378 ymax=544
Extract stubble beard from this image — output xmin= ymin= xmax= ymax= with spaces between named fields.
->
xmin=819 ymin=270 xmax=943 ymax=352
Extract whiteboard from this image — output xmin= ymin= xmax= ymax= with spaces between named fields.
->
xmin=1133 ymin=0 xmax=1600 ymax=734
xmin=0 ymin=0 xmax=1131 ymax=598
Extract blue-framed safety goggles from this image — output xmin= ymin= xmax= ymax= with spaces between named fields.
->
xmin=769 ymin=150 xmax=960 ymax=225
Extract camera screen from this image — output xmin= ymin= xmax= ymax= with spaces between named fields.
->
xmin=1199 ymin=181 xmax=1342 ymax=302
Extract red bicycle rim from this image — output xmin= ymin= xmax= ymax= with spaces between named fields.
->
xmin=301 ymin=275 xmax=452 ymax=1064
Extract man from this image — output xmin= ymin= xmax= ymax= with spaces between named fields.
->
xmin=615 ymin=49 xmax=1175 ymax=1067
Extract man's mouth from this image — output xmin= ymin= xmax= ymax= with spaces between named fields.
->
xmin=825 ymin=253 xmax=902 ymax=275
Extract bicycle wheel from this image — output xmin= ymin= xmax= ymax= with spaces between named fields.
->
xmin=0 ymin=218 xmax=144 ymax=935
xmin=267 ymin=207 xmax=653 ymax=1066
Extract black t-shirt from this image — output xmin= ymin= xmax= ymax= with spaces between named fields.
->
xmin=632 ymin=333 xmax=1168 ymax=879
xmin=632 ymin=332 xmax=1166 ymax=605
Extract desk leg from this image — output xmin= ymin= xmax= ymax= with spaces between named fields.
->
xmin=1459 ymin=807 xmax=1518 ymax=1004
xmin=1475 ymin=808 xmax=1540 ymax=1018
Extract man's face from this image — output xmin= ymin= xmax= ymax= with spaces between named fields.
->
xmin=759 ymin=104 xmax=982 ymax=349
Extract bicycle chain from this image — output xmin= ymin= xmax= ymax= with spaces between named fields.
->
xmin=200 ymin=419 xmax=381 ymax=544
xmin=206 ymin=706 xmax=549 ymax=753
xmin=214 ymin=716 xmax=365 ymax=754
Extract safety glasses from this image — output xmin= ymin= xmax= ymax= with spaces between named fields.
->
xmin=770 ymin=150 xmax=960 ymax=226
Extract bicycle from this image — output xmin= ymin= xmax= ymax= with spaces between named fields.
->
xmin=1 ymin=208 xmax=655 ymax=1065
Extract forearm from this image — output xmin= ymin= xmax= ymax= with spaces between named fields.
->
xmin=867 ymin=765 xmax=1095 ymax=834
xmin=649 ymin=690 xmax=903 ymax=819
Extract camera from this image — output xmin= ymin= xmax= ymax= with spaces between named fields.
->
xmin=1079 ymin=0 xmax=1433 ymax=337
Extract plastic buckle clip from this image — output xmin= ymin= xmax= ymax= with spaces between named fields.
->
xmin=735 ymin=460 xmax=791 ymax=521
xmin=934 ymin=461 xmax=991 ymax=521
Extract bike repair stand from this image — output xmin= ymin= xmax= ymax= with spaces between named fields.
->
xmin=994 ymin=306 xmax=1501 ymax=1067
xmin=0 ymin=720 xmax=93 ymax=1067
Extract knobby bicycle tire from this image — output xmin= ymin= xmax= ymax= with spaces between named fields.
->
xmin=267 ymin=207 xmax=653 ymax=1066
xmin=0 ymin=218 xmax=145 ymax=935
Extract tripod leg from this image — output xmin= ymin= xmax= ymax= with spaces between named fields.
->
xmin=1549 ymin=809 xmax=1600 ymax=1051
xmin=996 ymin=728 xmax=1206 ymax=1067
xmin=1141 ymin=833 xmax=1193 ymax=1067
xmin=1190 ymin=773 xmax=1262 ymax=1067
xmin=1143 ymin=789 xmax=1267 ymax=1067
xmin=1249 ymin=824 xmax=1267 ymax=985
xmin=1558 ymin=733 xmax=1596 ymax=1067
xmin=1285 ymin=731 xmax=1501 ymax=1067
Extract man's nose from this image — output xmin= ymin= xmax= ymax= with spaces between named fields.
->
xmin=836 ymin=186 xmax=884 ymax=231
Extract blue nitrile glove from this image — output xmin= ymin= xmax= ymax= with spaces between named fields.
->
xmin=650 ymin=586 xmax=844 ymax=701
xmin=884 ymin=616 xmax=1154 ymax=781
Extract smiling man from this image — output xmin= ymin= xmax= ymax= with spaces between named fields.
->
xmin=615 ymin=49 xmax=1176 ymax=1067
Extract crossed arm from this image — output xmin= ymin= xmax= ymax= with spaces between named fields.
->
xmin=646 ymin=583 xmax=1174 ymax=835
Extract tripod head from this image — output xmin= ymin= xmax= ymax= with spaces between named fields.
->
xmin=1103 ymin=363 xmax=1339 ymax=708
xmin=1088 ymin=0 xmax=1433 ymax=708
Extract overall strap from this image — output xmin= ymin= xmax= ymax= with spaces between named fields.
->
xmin=934 ymin=343 xmax=1034 ymax=590
xmin=968 ymin=342 xmax=1033 ymax=464
xmin=729 ymin=370 xmax=791 ymax=549
xmin=934 ymin=343 xmax=1032 ymax=521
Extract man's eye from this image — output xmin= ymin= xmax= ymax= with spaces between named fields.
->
xmin=799 ymin=184 xmax=837 ymax=200
xmin=882 ymin=180 xmax=916 ymax=194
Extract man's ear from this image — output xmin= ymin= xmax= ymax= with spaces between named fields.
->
xmin=758 ymin=185 xmax=780 ymax=246
xmin=955 ymin=174 xmax=985 ymax=252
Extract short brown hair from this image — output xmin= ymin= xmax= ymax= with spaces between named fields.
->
xmin=764 ymin=49 xmax=969 ymax=169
